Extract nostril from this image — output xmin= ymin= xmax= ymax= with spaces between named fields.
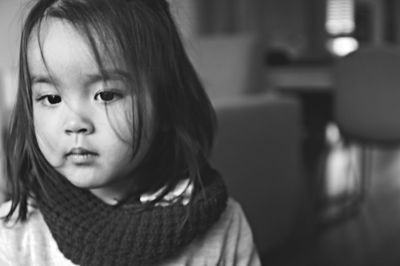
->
xmin=77 ymin=128 xmax=88 ymax=134
xmin=65 ymin=128 xmax=88 ymax=134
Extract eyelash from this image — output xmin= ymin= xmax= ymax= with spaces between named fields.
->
xmin=36 ymin=95 xmax=62 ymax=105
xmin=35 ymin=91 xmax=123 ymax=106
xmin=94 ymin=91 xmax=123 ymax=103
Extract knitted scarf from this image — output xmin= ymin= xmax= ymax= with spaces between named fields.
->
xmin=37 ymin=168 xmax=228 ymax=266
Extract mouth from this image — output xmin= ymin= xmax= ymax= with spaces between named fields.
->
xmin=65 ymin=147 xmax=98 ymax=164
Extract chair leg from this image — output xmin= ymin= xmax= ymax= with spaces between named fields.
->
xmin=317 ymin=142 xmax=371 ymax=229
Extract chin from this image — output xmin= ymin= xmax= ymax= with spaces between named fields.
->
xmin=63 ymin=171 xmax=107 ymax=189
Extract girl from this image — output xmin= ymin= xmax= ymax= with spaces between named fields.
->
xmin=0 ymin=0 xmax=260 ymax=265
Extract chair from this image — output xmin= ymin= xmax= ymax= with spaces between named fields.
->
xmin=330 ymin=46 xmax=400 ymax=221
xmin=335 ymin=46 xmax=400 ymax=144
xmin=211 ymin=94 xmax=310 ymax=258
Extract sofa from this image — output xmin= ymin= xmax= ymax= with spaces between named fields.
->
xmin=186 ymin=33 xmax=313 ymax=260
xmin=211 ymin=94 xmax=310 ymax=257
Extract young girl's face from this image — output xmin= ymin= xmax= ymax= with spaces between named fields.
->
xmin=28 ymin=19 xmax=151 ymax=204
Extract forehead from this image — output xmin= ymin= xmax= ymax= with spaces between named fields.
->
xmin=27 ymin=18 xmax=124 ymax=77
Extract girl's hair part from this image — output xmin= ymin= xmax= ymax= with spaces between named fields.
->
xmin=4 ymin=0 xmax=217 ymax=222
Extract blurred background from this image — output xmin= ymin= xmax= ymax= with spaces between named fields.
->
xmin=2 ymin=0 xmax=400 ymax=265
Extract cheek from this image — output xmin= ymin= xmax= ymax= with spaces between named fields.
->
xmin=34 ymin=111 xmax=62 ymax=162
xmin=106 ymin=105 xmax=134 ymax=144
xmin=35 ymin=127 xmax=59 ymax=156
xmin=35 ymin=133 xmax=64 ymax=168
xmin=34 ymin=112 xmax=52 ymax=142
xmin=105 ymin=109 xmax=153 ymax=167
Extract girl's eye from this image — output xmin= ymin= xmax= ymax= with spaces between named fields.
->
xmin=47 ymin=95 xmax=62 ymax=104
xmin=37 ymin=95 xmax=62 ymax=105
xmin=95 ymin=91 xmax=122 ymax=103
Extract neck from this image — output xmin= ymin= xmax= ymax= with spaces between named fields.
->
xmin=90 ymin=188 xmax=122 ymax=205
xmin=89 ymin=173 xmax=137 ymax=205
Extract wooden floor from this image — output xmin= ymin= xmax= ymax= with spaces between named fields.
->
xmin=265 ymin=147 xmax=400 ymax=266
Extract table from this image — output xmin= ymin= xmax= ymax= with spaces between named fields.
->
xmin=266 ymin=66 xmax=333 ymax=92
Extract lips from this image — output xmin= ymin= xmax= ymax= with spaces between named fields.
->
xmin=66 ymin=147 xmax=97 ymax=156
xmin=66 ymin=147 xmax=98 ymax=164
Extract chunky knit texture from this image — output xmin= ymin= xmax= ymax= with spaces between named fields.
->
xmin=37 ymin=169 xmax=228 ymax=266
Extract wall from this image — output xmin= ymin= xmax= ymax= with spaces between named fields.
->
xmin=168 ymin=0 xmax=199 ymax=38
xmin=193 ymin=0 xmax=329 ymax=61
xmin=0 ymin=0 xmax=31 ymax=113
xmin=262 ymin=0 xmax=310 ymax=59
xmin=0 ymin=0 xmax=31 ymax=70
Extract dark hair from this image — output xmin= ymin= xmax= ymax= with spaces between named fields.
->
xmin=4 ymin=0 xmax=216 ymax=221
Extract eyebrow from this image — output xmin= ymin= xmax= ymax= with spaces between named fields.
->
xmin=85 ymin=69 xmax=131 ymax=84
xmin=30 ymin=75 xmax=54 ymax=85
xmin=30 ymin=69 xmax=131 ymax=86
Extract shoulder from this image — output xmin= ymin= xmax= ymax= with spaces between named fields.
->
xmin=0 ymin=200 xmax=40 ymax=228
xmin=0 ymin=200 xmax=11 ymax=218
xmin=209 ymin=198 xmax=261 ymax=263
xmin=209 ymin=197 xmax=253 ymax=239
xmin=0 ymin=201 xmax=76 ymax=266
xmin=164 ymin=198 xmax=261 ymax=266
xmin=222 ymin=197 xmax=252 ymax=228
xmin=0 ymin=201 xmax=41 ymax=264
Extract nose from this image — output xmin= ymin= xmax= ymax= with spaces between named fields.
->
xmin=64 ymin=113 xmax=94 ymax=135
